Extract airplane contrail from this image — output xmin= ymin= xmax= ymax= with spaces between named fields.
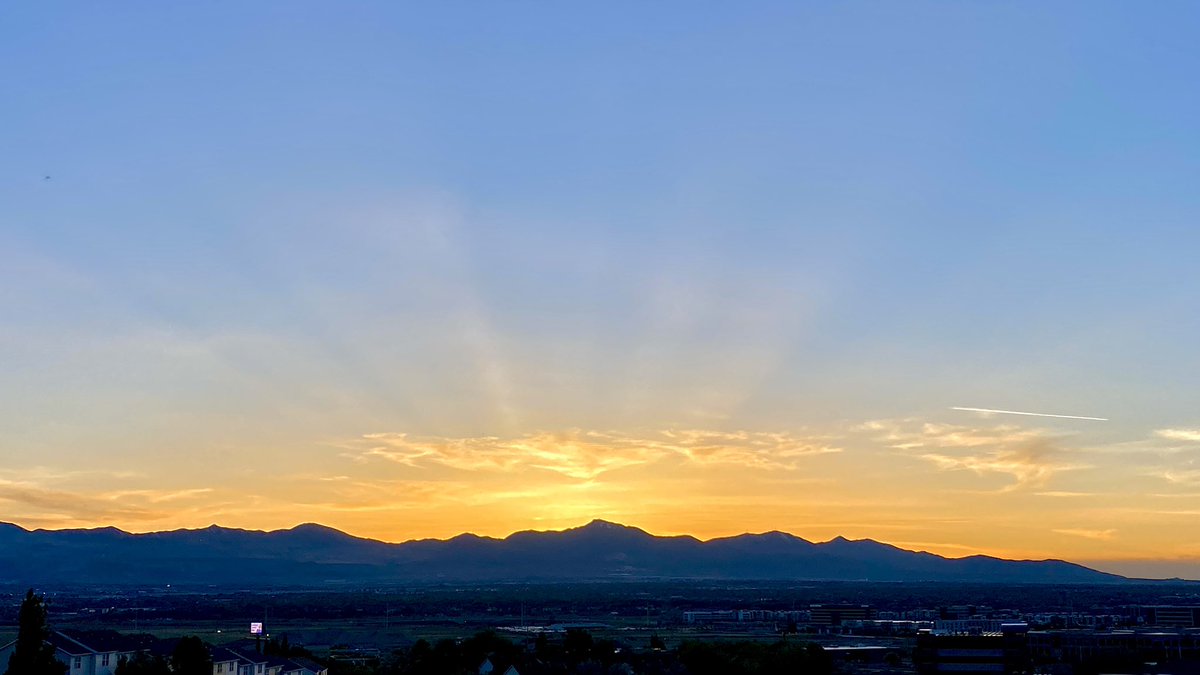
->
xmin=950 ymin=406 xmax=1108 ymax=421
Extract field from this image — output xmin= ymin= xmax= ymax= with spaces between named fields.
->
xmin=2 ymin=580 xmax=1197 ymax=656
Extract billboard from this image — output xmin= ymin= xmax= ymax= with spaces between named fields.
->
xmin=250 ymin=622 xmax=263 ymax=635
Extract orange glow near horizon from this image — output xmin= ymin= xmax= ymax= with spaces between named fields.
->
xmin=5 ymin=418 xmax=1200 ymax=579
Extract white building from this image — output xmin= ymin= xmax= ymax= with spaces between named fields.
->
xmin=0 ymin=630 xmax=153 ymax=675
xmin=0 ymin=631 xmax=327 ymax=675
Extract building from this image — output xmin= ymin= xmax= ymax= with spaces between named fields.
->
xmin=682 ymin=610 xmax=736 ymax=624
xmin=0 ymin=631 xmax=328 ymax=675
xmin=934 ymin=619 xmax=1010 ymax=635
xmin=1028 ymin=629 xmax=1200 ymax=665
xmin=209 ymin=646 xmax=243 ymax=675
xmin=1143 ymin=607 xmax=1200 ymax=628
xmin=914 ymin=625 xmax=1029 ymax=675
xmin=0 ymin=630 xmax=155 ymax=675
xmin=288 ymin=657 xmax=328 ymax=675
xmin=809 ymin=604 xmax=876 ymax=627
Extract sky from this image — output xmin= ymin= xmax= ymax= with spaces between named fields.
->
xmin=2 ymin=2 xmax=1200 ymax=579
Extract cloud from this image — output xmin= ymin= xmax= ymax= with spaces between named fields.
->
xmin=1156 ymin=429 xmax=1200 ymax=443
xmin=890 ymin=541 xmax=991 ymax=555
xmin=0 ymin=472 xmax=218 ymax=528
xmin=0 ymin=467 xmax=144 ymax=483
xmin=655 ymin=429 xmax=840 ymax=468
xmin=863 ymin=419 xmax=1045 ymax=450
xmin=864 ymin=419 xmax=1082 ymax=490
xmin=296 ymin=481 xmax=468 ymax=513
xmin=100 ymin=488 xmax=214 ymax=503
xmin=1053 ymin=528 xmax=1117 ymax=541
xmin=351 ymin=428 xmax=840 ymax=479
xmin=1160 ymin=469 xmax=1200 ymax=486
xmin=917 ymin=444 xmax=1074 ymax=490
xmin=0 ymin=480 xmax=168 ymax=523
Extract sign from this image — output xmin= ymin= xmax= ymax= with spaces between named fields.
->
xmin=250 ymin=623 xmax=263 ymax=635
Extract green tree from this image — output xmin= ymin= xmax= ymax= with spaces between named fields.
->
xmin=114 ymin=653 xmax=169 ymax=675
xmin=265 ymin=635 xmax=293 ymax=657
xmin=170 ymin=637 xmax=211 ymax=675
xmin=460 ymin=631 xmax=518 ymax=672
xmin=677 ymin=639 xmax=831 ymax=675
xmin=5 ymin=589 xmax=67 ymax=675
xmin=563 ymin=629 xmax=594 ymax=663
xmin=405 ymin=640 xmax=433 ymax=675
xmin=533 ymin=633 xmax=550 ymax=659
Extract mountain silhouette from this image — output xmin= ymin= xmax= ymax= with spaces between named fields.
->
xmin=0 ymin=519 xmax=1126 ymax=585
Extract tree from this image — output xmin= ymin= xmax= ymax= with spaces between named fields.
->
xmin=114 ymin=653 xmax=169 ymax=675
xmin=5 ymin=589 xmax=67 ymax=675
xmin=460 ymin=631 xmax=518 ymax=671
xmin=563 ymin=629 xmax=594 ymax=662
xmin=169 ymin=637 xmax=211 ymax=675
xmin=265 ymin=635 xmax=291 ymax=657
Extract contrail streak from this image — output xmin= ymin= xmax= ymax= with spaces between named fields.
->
xmin=951 ymin=406 xmax=1108 ymax=421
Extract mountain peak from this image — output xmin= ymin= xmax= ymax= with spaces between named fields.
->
xmin=289 ymin=522 xmax=342 ymax=534
xmin=583 ymin=519 xmax=628 ymax=530
xmin=0 ymin=520 xmax=1128 ymax=583
xmin=821 ymin=535 xmax=891 ymax=547
xmin=575 ymin=519 xmax=651 ymax=537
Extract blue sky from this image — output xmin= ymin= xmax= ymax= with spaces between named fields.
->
xmin=3 ymin=2 xmax=1200 ymax=575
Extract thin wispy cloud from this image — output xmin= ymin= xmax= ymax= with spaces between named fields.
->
xmin=1156 ymin=428 xmax=1200 ymax=443
xmin=918 ymin=445 xmax=1078 ymax=491
xmin=0 ymin=467 xmax=144 ymax=483
xmin=351 ymin=429 xmax=840 ymax=479
xmin=0 ymin=480 xmax=169 ymax=524
xmin=1160 ymin=469 xmax=1200 ymax=486
xmin=100 ymin=488 xmax=215 ymax=503
xmin=863 ymin=419 xmax=1046 ymax=450
xmin=891 ymin=541 xmax=990 ymax=555
xmin=865 ymin=419 xmax=1083 ymax=490
xmin=1053 ymin=528 xmax=1117 ymax=541
xmin=0 ymin=470 xmax=219 ymax=528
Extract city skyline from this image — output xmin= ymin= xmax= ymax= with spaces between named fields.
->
xmin=3 ymin=3 xmax=1200 ymax=581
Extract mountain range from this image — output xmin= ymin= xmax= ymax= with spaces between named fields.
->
xmin=0 ymin=519 xmax=1127 ymax=586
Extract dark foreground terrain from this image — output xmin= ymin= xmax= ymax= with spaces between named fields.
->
xmin=4 ymin=581 xmax=1200 ymax=674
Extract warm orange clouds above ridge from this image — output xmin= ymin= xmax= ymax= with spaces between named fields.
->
xmin=5 ymin=416 xmax=1200 ymax=578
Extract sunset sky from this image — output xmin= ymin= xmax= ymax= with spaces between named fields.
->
xmin=3 ymin=3 xmax=1200 ymax=579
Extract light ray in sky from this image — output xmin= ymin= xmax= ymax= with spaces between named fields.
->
xmin=950 ymin=407 xmax=1108 ymax=422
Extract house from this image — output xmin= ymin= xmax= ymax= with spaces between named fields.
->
xmin=288 ymin=656 xmax=328 ymax=675
xmin=265 ymin=655 xmax=297 ymax=675
xmin=0 ymin=629 xmax=327 ymax=675
xmin=279 ymin=658 xmax=304 ymax=675
xmin=0 ymin=630 xmax=154 ymax=675
xmin=210 ymin=646 xmax=245 ymax=675
xmin=226 ymin=645 xmax=269 ymax=675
